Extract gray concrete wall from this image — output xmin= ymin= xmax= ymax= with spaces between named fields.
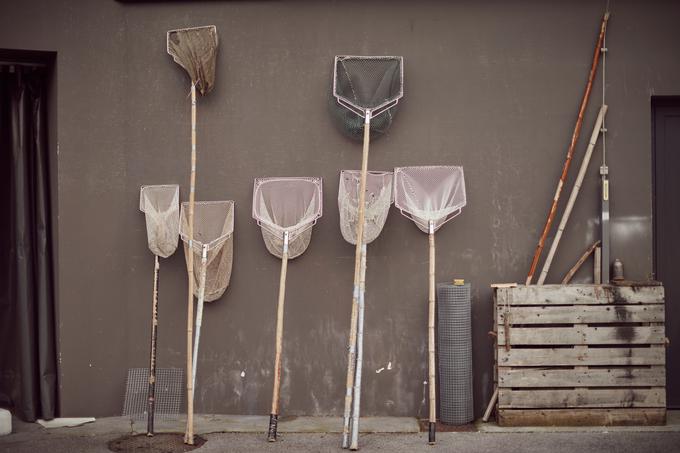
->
xmin=1 ymin=0 xmax=679 ymax=418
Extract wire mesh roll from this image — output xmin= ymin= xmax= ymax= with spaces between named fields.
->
xmin=436 ymin=283 xmax=472 ymax=425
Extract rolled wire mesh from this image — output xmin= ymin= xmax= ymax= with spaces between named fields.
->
xmin=139 ymin=185 xmax=180 ymax=258
xmin=179 ymin=201 xmax=234 ymax=302
xmin=338 ymin=170 xmax=393 ymax=245
xmin=166 ymin=25 xmax=218 ymax=95
xmin=122 ymin=368 xmax=184 ymax=421
xmin=394 ymin=166 xmax=467 ymax=233
xmin=331 ymin=56 xmax=404 ymax=141
xmin=436 ymin=283 xmax=473 ymax=425
xmin=252 ymin=177 xmax=323 ymax=259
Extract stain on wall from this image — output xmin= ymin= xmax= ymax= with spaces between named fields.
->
xmin=1 ymin=0 xmax=679 ymax=417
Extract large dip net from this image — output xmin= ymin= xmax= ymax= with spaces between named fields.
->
xmin=167 ymin=25 xmax=218 ymax=96
xmin=252 ymin=177 xmax=323 ymax=260
xmin=331 ymin=56 xmax=404 ymax=141
xmin=252 ymin=177 xmax=323 ymax=442
xmin=338 ymin=170 xmax=393 ymax=246
xmin=140 ymin=185 xmax=180 ymax=258
xmin=394 ymin=165 xmax=467 ymax=445
xmin=179 ymin=201 xmax=235 ymax=303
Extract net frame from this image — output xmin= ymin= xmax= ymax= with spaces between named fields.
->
xmin=179 ymin=200 xmax=235 ymax=302
xmin=252 ymin=177 xmax=323 ymax=260
xmin=139 ymin=185 xmax=180 ymax=259
xmin=338 ymin=170 xmax=394 ymax=245
xmin=166 ymin=25 xmax=218 ymax=95
xmin=333 ymin=55 xmax=404 ymax=118
xmin=394 ymin=166 xmax=467 ymax=233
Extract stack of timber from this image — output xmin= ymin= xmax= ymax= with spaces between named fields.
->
xmin=493 ymin=284 xmax=666 ymax=426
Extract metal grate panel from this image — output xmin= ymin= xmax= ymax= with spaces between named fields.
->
xmin=122 ymin=368 xmax=184 ymax=421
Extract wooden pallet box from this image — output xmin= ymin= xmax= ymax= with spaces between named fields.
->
xmin=493 ymin=284 xmax=666 ymax=426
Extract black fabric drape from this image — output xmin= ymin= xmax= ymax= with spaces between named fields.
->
xmin=0 ymin=65 xmax=57 ymax=422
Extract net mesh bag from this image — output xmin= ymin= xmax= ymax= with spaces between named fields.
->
xmin=139 ymin=185 xmax=180 ymax=259
xmin=331 ymin=56 xmax=404 ymax=141
xmin=394 ymin=166 xmax=467 ymax=233
xmin=179 ymin=201 xmax=234 ymax=302
xmin=338 ymin=170 xmax=393 ymax=245
xmin=167 ymin=25 xmax=218 ymax=95
xmin=252 ymin=177 xmax=323 ymax=259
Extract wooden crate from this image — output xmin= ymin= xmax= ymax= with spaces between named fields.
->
xmin=493 ymin=284 xmax=667 ymax=426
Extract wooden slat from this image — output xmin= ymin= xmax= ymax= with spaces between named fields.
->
xmin=497 ymin=325 xmax=665 ymax=346
xmin=498 ymin=304 xmax=664 ymax=325
xmin=498 ymin=408 xmax=666 ymax=426
xmin=498 ymin=388 xmax=666 ymax=409
xmin=498 ymin=366 xmax=665 ymax=387
xmin=497 ymin=285 xmax=664 ymax=306
xmin=498 ymin=347 xmax=666 ymax=366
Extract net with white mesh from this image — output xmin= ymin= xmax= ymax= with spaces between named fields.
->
xmin=331 ymin=56 xmax=404 ymax=141
xmin=338 ymin=170 xmax=393 ymax=245
xmin=394 ymin=166 xmax=467 ymax=233
xmin=140 ymin=185 xmax=180 ymax=258
xmin=179 ymin=201 xmax=234 ymax=302
xmin=252 ymin=177 xmax=323 ymax=259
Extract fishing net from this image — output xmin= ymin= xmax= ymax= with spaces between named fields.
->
xmin=252 ymin=177 xmax=323 ymax=259
xmin=139 ymin=185 xmax=180 ymax=258
xmin=167 ymin=25 xmax=218 ymax=95
xmin=394 ymin=166 xmax=467 ymax=233
xmin=179 ymin=201 xmax=234 ymax=302
xmin=338 ymin=170 xmax=393 ymax=245
xmin=331 ymin=56 xmax=404 ymax=141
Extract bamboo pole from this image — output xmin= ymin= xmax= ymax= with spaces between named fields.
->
xmin=146 ymin=255 xmax=160 ymax=436
xmin=349 ymin=243 xmax=367 ymax=450
xmin=184 ymin=82 xmax=197 ymax=445
xmin=342 ymin=111 xmax=372 ymax=449
xmin=482 ymin=387 xmax=499 ymax=423
xmin=526 ymin=12 xmax=610 ymax=285
xmin=268 ymin=231 xmax=290 ymax=442
xmin=561 ymin=240 xmax=601 ymax=284
xmin=191 ymin=245 xmax=209 ymax=387
xmin=428 ymin=221 xmax=436 ymax=445
xmin=537 ymin=104 xmax=608 ymax=284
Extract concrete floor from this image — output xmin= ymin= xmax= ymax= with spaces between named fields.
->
xmin=2 ymin=413 xmax=680 ymax=453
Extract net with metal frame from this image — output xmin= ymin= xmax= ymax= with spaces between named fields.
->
xmin=139 ymin=185 xmax=180 ymax=259
xmin=179 ymin=201 xmax=234 ymax=302
xmin=166 ymin=25 xmax=218 ymax=96
xmin=252 ymin=177 xmax=323 ymax=259
xmin=338 ymin=170 xmax=393 ymax=245
xmin=331 ymin=56 xmax=404 ymax=141
xmin=394 ymin=166 xmax=467 ymax=233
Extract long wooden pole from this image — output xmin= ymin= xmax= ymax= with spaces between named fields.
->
xmin=349 ymin=243 xmax=367 ymax=450
xmin=184 ymin=82 xmax=197 ymax=445
xmin=537 ymin=104 xmax=608 ymax=284
xmin=526 ymin=12 xmax=610 ymax=285
xmin=268 ymin=231 xmax=289 ymax=442
xmin=146 ymin=255 xmax=160 ymax=436
xmin=342 ymin=111 xmax=372 ymax=448
xmin=428 ymin=221 xmax=436 ymax=445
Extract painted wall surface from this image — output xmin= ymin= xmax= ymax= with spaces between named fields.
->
xmin=1 ymin=0 xmax=679 ymax=418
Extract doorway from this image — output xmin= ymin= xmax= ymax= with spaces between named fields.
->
xmin=652 ymin=96 xmax=680 ymax=409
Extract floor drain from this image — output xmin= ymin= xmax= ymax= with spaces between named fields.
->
xmin=107 ymin=433 xmax=206 ymax=452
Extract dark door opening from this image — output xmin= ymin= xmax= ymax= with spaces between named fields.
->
xmin=652 ymin=96 xmax=680 ymax=409
xmin=0 ymin=49 xmax=58 ymax=421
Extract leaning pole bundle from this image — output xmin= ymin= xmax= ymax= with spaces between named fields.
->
xmin=525 ymin=12 xmax=609 ymax=285
xmin=166 ymin=24 xmax=218 ymax=445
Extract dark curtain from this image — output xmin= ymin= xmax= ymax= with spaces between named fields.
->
xmin=0 ymin=65 xmax=57 ymax=422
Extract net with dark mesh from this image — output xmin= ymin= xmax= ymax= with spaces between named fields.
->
xmin=252 ymin=177 xmax=323 ymax=259
xmin=122 ymin=368 xmax=184 ymax=421
xmin=179 ymin=201 xmax=234 ymax=302
xmin=394 ymin=166 xmax=467 ymax=233
xmin=140 ymin=185 xmax=180 ymax=259
xmin=331 ymin=56 xmax=404 ymax=141
xmin=338 ymin=170 xmax=393 ymax=245
xmin=167 ymin=25 xmax=218 ymax=95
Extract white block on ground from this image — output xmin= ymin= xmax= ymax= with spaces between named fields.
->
xmin=0 ymin=408 xmax=10 ymax=435
xmin=37 ymin=417 xmax=96 ymax=429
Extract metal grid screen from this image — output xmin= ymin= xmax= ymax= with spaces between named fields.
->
xmin=437 ymin=283 xmax=473 ymax=425
xmin=122 ymin=368 xmax=184 ymax=421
